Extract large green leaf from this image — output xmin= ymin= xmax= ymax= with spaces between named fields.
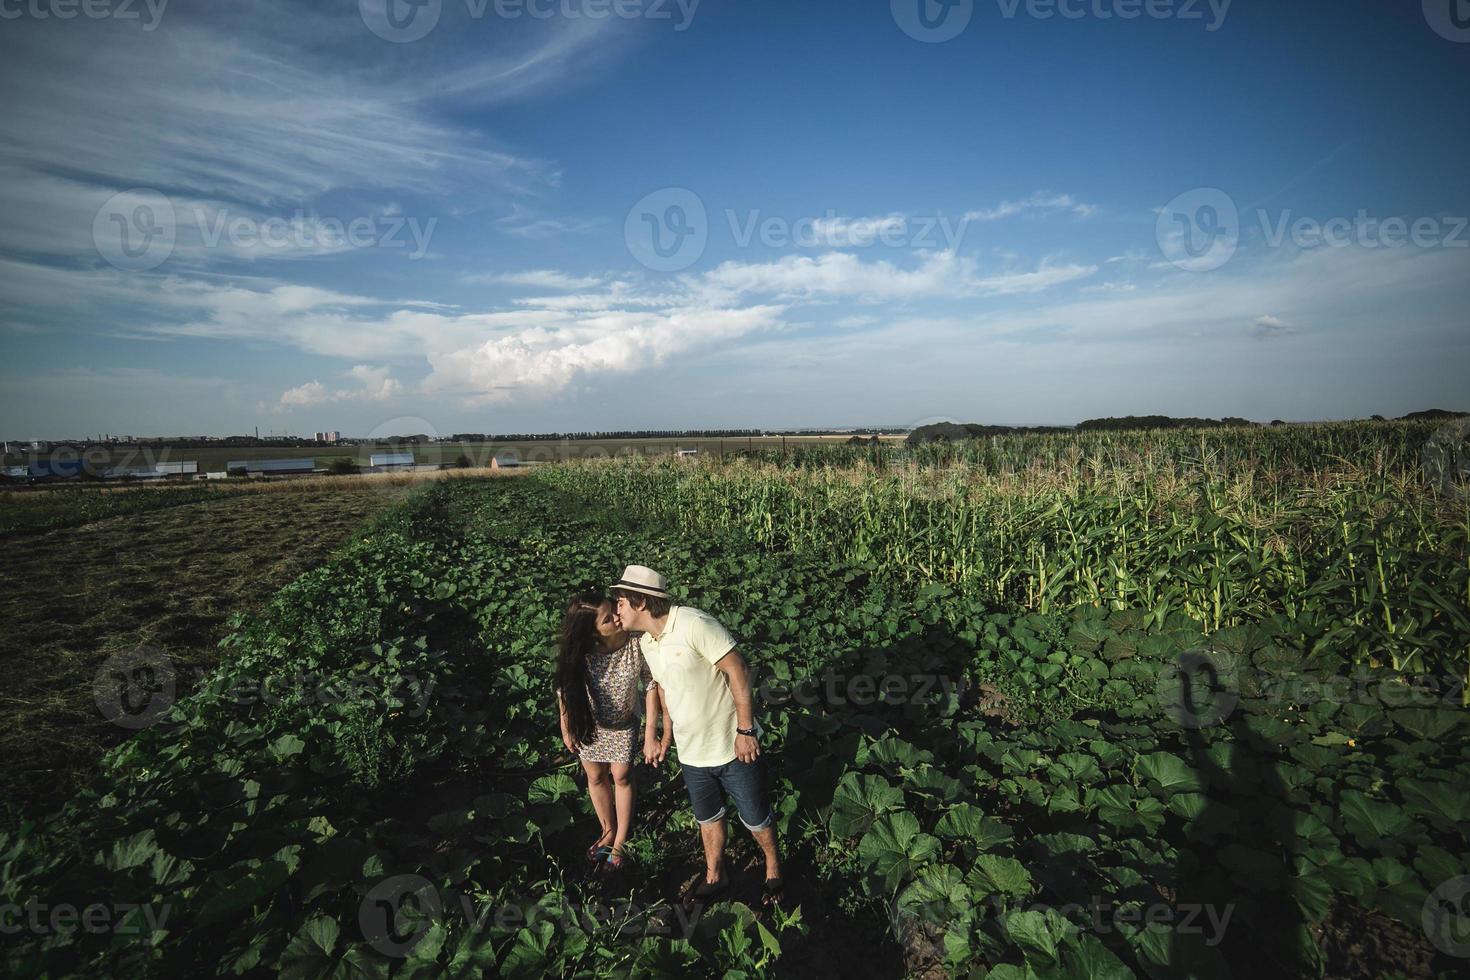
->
xmin=1389 ymin=708 xmax=1462 ymax=740
xmin=196 ymin=858 xmax=293 ymax=928
xmin=1059 ymin=933 xmax=1136 ymax=980
xmin=1090 ymin=786 xmax=1166 ymax=834
xmin=1400 ymin=778 xmax=1470 ymax=826
xmin=830 ymin=773 xmax=904 ymax=838
xmin=1339 ymin=790 xmax=1413 ymax=846
xmin=1002 ymin=908 xmax=1077 ymax=965
xmin=1135 ymin=753 xmax=1204 ymax=795
xmin=966 ymin=853 xmax=1033 ymax=902
xmin=858 ymin=812 xmax=939 ymax=892
xmin=934 ymin=803 xmax=1013 ymax=850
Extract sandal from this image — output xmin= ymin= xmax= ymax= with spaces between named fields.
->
xmin=586 ymin=829 xmax=614 ymax=863
xmin=761 ymin=877 xmax=786 ymax=907
xmin=602 ymin=849 xmax=630 ymax=872
xmin=690 ymin=876 xmax=727 ymax=901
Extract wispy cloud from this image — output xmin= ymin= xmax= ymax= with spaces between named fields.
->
xmin=966 ymin=192 xmax=1097 ymax=223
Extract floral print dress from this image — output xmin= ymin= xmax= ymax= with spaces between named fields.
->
xmin=568 ymin=634 xmax=651 ymax=764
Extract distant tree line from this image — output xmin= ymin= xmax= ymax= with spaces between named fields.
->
xmin=1074 ymin=415 xmax=1256 ymax=431
xmin=451 ymin=430 xmax=764 ymax=442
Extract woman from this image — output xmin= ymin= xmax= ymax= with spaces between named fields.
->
xmin=554 ymin=591 xmax=669 ymax=871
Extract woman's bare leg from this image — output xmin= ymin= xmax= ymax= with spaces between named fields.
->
xmin=610 ymin=762 xmax=635 ymax=853
xmin=582 ymin=759 xmax=615 ymax=847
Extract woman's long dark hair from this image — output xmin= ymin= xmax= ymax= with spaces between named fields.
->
xmin=554 ymin=591 xmax=607 ymax=745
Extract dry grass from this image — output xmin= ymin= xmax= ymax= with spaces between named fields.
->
xmin=0 ymin=482 xmax=420 ymax=821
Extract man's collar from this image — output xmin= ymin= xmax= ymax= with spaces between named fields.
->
xmin=648 ymin=605 xmax=679 ymax=641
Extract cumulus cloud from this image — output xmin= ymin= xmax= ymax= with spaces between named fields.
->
xmin=277 ymin=364 xmax=403 ymax=411
xmin=421 ymin=304 xmax=787 ymax=405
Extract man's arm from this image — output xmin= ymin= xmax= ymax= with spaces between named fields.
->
xmin=715 ymin=649 xmax=760 ymax=763
xmin=643 ymin=683 xmax=667 ymax=766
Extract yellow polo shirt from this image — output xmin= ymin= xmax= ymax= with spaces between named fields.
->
xmin=640 ymin=605 xmax=759 ymax=767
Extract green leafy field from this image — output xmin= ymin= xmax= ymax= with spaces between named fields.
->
xmin=3 ymin=423 xmax=1468 ymax=978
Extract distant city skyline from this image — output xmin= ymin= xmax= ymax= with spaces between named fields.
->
xmin=2 ymin=2 xmax=1467 ymax=437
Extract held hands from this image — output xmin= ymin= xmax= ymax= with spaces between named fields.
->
xmin=643 ymin=733 xmax=670 ymax=767
xmin=735 ymin=733 xmax=760 ymax=763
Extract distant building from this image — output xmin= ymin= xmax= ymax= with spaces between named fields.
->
xmin=226 ymin=458 xmax=316 ymax=475
xmin=314 ymin=431 xmax=342 ymax=444
xmin=369 ymin=452 xmax=414 ymax=468
xmin=675 ymin=448 xmax=700 ymax=458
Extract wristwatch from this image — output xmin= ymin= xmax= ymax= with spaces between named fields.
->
xmin=736 ymin=727 xmax=758 ymax=738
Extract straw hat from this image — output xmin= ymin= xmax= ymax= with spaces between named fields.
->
xmin=612 ymin=564 xmax=672 ymax=599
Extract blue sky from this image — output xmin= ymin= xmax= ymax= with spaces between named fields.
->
xmin=1 ymin=0 xmax=1467 ymax=438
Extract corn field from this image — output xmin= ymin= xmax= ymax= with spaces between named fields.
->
xmin=537 ymin=421 xmax=1470 ymax=681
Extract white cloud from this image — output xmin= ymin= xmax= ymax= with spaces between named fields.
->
xmin=700 ymin=251 xmax=1096 ymax=301
xmin=471 ymin=269 xmax=607 ymax=290
xmin=967 ymin=192 xmax=1097 ymax=223
xmin=1251 ymin=314 xmax=1298 ymax=339
xmin=421 ymin=304 xmax=788 ymax=405
xmin=277 ymin=364 xmax=404 ymax=411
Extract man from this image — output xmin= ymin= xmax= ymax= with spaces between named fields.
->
xmin=611 ymin=564 xmax=784 ymax=905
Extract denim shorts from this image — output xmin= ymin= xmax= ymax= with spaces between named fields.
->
xmin=680 ymin=756 xmax=774 ymax=831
